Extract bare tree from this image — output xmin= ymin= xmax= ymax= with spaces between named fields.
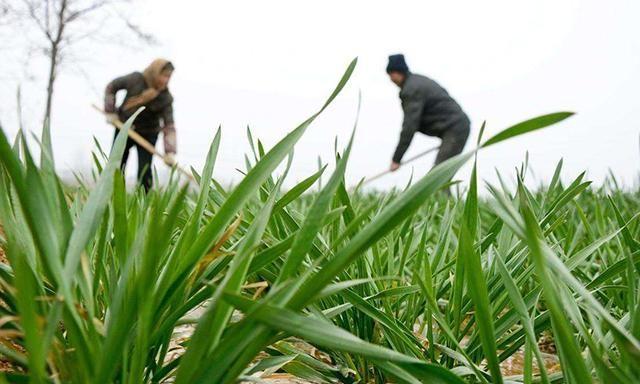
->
xmin=4 ymin=0 xmax=154 ymax=127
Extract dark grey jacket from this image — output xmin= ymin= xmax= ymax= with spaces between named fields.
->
xmin=393 ymin=73 xmax=469 ymax=163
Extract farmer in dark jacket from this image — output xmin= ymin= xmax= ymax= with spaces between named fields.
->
xmin=104 ymin=58 xmax=176 ymax=191
xmin=387 ymin=54 xmax=470 ymax=173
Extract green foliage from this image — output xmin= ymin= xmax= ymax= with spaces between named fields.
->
xmin=0 ymin=60 xmax=637 ymax=384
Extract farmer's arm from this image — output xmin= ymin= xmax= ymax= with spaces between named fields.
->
xmin=104 ymin=72 xmax=137 ymax=113
xmin=392 ymin=88 xmax=424 ymax=164
xmin=161 ymin=103 xmax=177 ymax=155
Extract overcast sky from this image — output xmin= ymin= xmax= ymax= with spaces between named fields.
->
xmin=1 ymin=0 xmax=639 ymax=191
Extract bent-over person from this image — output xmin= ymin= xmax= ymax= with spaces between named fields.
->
xmin=104 ymin=58 xmax=176 ymax=191
xmin=386 ymin=54 xmax=470 ymax=180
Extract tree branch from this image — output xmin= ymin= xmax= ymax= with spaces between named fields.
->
xmin=53 ymin=0 xmax=68 ymax=44
xmin=65 ymin=0 xmax=110 ymax=24
xmin=21 ymin=0 xmax=54 ymax=41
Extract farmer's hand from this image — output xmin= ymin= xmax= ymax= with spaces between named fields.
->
xmin=390 ymin=162 xmax=400 ymax=172
xmin=105 ymin=113 xmax=118 ymax=124
xmin=164 ymin=153 xmax=176 ymax=166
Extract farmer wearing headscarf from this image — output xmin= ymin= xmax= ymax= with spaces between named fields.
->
xmin=104 ymin=58 xmax=176 ymax=191
xmin=386 ymin=54 xmax=470 ymax=174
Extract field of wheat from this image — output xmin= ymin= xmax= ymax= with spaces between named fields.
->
xmin=0 ymin=60 xmax=638 ymax=384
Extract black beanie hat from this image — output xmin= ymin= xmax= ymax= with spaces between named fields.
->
xmin=386 ymin=54 xmax=409 ymax=74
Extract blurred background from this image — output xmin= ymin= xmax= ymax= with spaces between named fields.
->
xmin=0 ymin=0 xmax=638 ymax=190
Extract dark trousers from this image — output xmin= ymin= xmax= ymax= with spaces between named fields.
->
xmin=114 ymin=129 xmax=158 ymax=192
xmin=434 ymin=122 xmax=469 ymax=196
xmin=434 ymin=122 xmax=470 ymax=166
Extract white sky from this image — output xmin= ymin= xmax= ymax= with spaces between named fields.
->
xmin=1 ymin=0 xmax=639 ymax=191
